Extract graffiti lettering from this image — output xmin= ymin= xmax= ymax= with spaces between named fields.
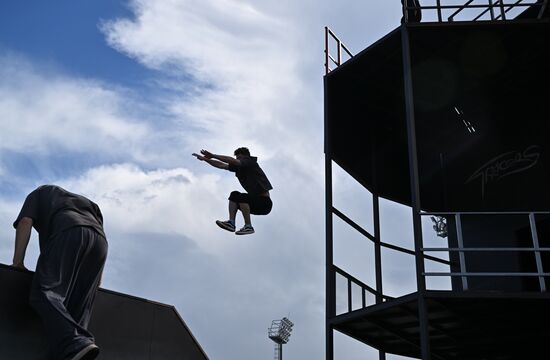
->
xmin=465 ymin=145 xmax=541 ymax=198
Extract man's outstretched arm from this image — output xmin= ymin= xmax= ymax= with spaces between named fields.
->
xmin=12 ymin=217 xmax=33 ymax=270
xmin=192 ymin=153 xmax=229 ymax=169
xmin=200 ymin=149 xmax=241 ymax=166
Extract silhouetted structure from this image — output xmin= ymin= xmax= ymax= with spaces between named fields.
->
xmin=0 ymin=263 xmax=209 ymax=359
xmin=268 ymin=317 xmax=294 ymax=360
xmin=324 ymin=1 xmax=550 ymax=359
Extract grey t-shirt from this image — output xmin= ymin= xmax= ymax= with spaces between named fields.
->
xmin=13 ymin=185 xmax=105 ymax=251
xmin=228 ymin=156 xmax=273 ymax=195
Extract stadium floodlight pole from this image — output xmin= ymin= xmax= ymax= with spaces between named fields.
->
xmin=268 ymin=317 xmax=294 ymax=360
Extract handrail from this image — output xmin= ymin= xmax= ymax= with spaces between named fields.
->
xmin=326 ymin=28 xmax=353 ymax=59
xmin=331 ymin=207 xmax=550 ymax=316
xmin=333 ymin=265 xmax=393 ymax=313
xmin=496 ymin=0 xmax=527 ymax=19
xmin=419 ymin=211 xmax=549 ymax=292
xmin=401 ymin=0 xmax=546 ymax=23
xmin=425 ymin=272 xmax=550 ymax=276
xmin=333 ymin=265 xmax=382 ymax=298
xmin=423 ymin=247 xmax=550 ymax=251
xmin=324 ymin=27 xmax=353 ymax=75
xmin=448 ymin=0 xmax=474 ymax=21
xmin=472 ymin=0 xmax=511 ymax=21
xmin=421 ymin=211 xmax=550 ymax=215
xmin=333 ymin=206 xmax=452 ymax=265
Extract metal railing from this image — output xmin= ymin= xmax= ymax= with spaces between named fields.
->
xmin=402 ymin=0 xmax=548 ymax=23
xmin=420 ymin=211 xmax=550 ymax=291
xmin=332 ymin=208 xmax=550 ymax=316
xmin=330 ymin=204 xmax=450 ymax=316
xmin=324 ymin=27 xmax=353 ymax=75
xmin=333 ymin=265 xmax=393 ymax=314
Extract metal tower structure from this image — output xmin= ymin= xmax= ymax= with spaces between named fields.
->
xmin=324 ymin=1 xmax=550 ymax=359
xmin=268 ymin=317 xmax=294 ymax=360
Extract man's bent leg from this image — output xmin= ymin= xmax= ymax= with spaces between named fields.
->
xmin=239 ymin=203 xmax=252 ymax=226
xmin=228 ymin=200 xmax=238 ymax=223
xmin=30 ymin=227 xmax=106 ymax=359
xmin=65 ymin=228 xmax=107 ymax=330
xmin=235 ymin=202 xmax=255 ymax=235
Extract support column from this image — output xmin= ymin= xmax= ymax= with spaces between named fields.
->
xmin=401 ymin=24 xmax=431 ymax=360
xmin=325 ymin=76 xmax=335 ymax=360
xmin=373 ymin=194 xmax=386 ymax=360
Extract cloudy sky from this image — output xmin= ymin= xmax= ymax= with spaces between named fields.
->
xmin=0 ymin=1 xmax=449 ymax=359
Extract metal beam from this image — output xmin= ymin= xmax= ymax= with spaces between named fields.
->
xmin=324 ymin=74 xmax=335 ymax=360
xmin=401 ymin=23 xmax=431 ymax=360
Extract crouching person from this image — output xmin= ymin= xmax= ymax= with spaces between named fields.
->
xmin=193 ymin=147 xmax=273 ymax=235
xmin=12 ymin=185 xmax=107 ymax=360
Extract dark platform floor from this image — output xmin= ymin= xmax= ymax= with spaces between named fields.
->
xmin=332 ymin=290 xmax=550 ymax=360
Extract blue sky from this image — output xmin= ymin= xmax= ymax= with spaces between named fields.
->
xmin=0 ymin=1 xmax=429 ymax=359
xmin=0 ymin=1 xmax=148 ymax=86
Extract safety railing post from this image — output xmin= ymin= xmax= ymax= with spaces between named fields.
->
xmin=529 ymin=213 xmax=546 ymax=292
xmin=324 ymin=27 xmax=353 ymax=74
xmin=488 ymin=0 xmax=496 ymax=20
xmin=436 ymin=0 xmax=443 ymax=22
xmin=336 ymin=39 xmax=342 ymax=66
xmin=538 ymin=0 xmax=549 ymax=19
xmin=373 ymin=194 xmax=384 ymax=305
xmin=498 ymin=0 xmax=507 ymax=20
xmin=347 ymin=278 xmax=352 ymax=312
xmin=455 ymin=214 xmax=469 ymax=291
xmin=324 ymin=27 xmax=330 ymax=75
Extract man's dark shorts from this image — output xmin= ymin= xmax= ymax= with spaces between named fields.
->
xmin=229 ymin=191 xmax=273 ymax=215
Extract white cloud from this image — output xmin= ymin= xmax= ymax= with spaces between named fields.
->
xmin=100 ymin=0 xmax=319 ymax=175
xmin=56 ymin=163 xmax=235 ymax=254
xmin=101 ymin=0 xmax=288 ymax=81
xmin=0 ymin=55 xmax=149 ymax=159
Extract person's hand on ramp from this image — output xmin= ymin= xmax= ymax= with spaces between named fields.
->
xmin=11 ymin=262 xmax=28 ymax=271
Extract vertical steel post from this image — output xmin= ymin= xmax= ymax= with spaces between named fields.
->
xmin=538 ymin=0 xmax=549 ymax=19
xmin=324 ymin=73 xmax=335 ymax=360
xmin=374 ymin=197 xmax=386 ymax=359
xmin=371 ymin=104 xmax=386 ymax=360
xmin=347 ymin=278 xmax=352 ymax=312
xmin=337 ymin=39 xmax=342 ymax=66
xmin=324 ymin=27 xmax=330 ymax=75
xmin=401 ymin=24 xmax=431 ymax=360
xmin=455 ymin=214 xmax=469 ymax=290
xmin=498 ymin=0 xmax=506 ymax=20
xmin=436 ymin=0 xmax=442 ymax=22
xmin=529 ymin=213 xmax=546 ymax=292
xmin=373 ymin=194 xmax=384 ymax=305
xmin=488 ymin=0 xmax=496 ymax=20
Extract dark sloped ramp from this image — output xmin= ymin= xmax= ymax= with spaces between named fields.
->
xmin=0 ymin=263 xmax=209 ymax=360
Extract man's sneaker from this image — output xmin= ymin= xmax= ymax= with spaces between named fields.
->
xmin=235 ymin=225 xmax=255 ymax=235
xmin=70 ymin=344 xmax=100 ymax=360
xmin=216 ymin=220 xmax=236 ymax=232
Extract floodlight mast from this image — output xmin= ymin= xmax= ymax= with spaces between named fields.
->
xmin=268 ymin=317 xmax=294 ymax=360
